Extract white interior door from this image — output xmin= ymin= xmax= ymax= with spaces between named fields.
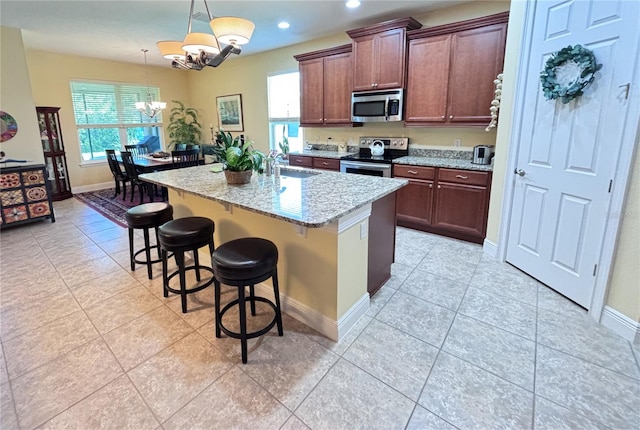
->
xmin=506 ymin=0 xmax=640 ymax=308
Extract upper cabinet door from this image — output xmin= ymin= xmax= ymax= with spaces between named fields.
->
xmin=375 ymin=28 xmax=407 ymax=90
xmin=323 ymin=52 xmax=353 ymax=125
xmin=299 ymin=57 xmax=325 ymax=125
xmin=447 ymin=23 xmax=507 ymax=123
xmin=352 ymin=34 xmax=378 ymax=91
xmin=405 ymin=34 xmax=451 ymax=123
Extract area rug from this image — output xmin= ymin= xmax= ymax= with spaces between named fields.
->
xmin=74 ymin=188 xmax=139 ymax=228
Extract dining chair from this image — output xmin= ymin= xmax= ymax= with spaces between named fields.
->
xmin=124 ymin=144 xmax=150 ymax=158
xmin=121 ymin=151 xmax=155 ymax=204
xmin=106 ymin=149 xmax=131 ymax=200
xmin=171 ymin=149 xmax=200 ymax=169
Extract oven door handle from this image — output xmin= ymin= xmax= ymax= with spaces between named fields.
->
xmin=341 ymin=161 xmax=391 ymax=170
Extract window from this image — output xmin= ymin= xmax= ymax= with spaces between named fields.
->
xmin=70 ymin=81 xmax=163 ymax=162
xmin=267 ymin=72 xmax=301 ymax=153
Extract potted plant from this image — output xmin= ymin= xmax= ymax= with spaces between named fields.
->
xmin=212 ymin=130 xmax=265 ymax=184
xmin=167 ymin=100 xmax=202 ymax=149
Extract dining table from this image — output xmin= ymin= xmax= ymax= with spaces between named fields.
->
xmin=119 ymin=154 xmax=205 ymax=173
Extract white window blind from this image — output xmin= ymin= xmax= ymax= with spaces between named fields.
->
xmin=70 ymin=81 xmax=163 ymax=161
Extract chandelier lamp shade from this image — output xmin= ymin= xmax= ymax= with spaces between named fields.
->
xmin=135 ymin=49 xmax=166 ymax=119
xmin=157 ymin=0 xmax=255 ymax=71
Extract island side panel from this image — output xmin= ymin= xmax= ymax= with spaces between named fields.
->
xmin=367 ymin=192 xmax=397 ymax=296
xmin=337 ymin=220 xmax=369 ymax=319
xmin=168 ymin=189 xmax=369 ymax=336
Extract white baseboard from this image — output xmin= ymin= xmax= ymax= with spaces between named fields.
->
xmin=600 ymin=306 xmax=640 ymax=345
xmin=254 ymin=283 xmax=370 ymax=341
xmin=71 ymin=182 xmax=112 ymax=194
xmin=483 ymin=238 xmax=498 ymax=258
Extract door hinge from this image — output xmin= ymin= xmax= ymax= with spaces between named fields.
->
xmin=608 ymin=180 xmax=613 ymax=193
xmin=593 ymin=264 xmax=598 ymax=276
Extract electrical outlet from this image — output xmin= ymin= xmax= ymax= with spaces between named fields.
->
xmin=360 ymin=222 xmax=368 ymax=239
xmin=454 ymin=139 xmax=461 ymax=147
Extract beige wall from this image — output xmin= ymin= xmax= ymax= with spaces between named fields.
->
xmin=0 ymin=27 xmax=43 ymax=164
xmin=607 ymin=154 xmax=640 ymax=320
xmin=24 ymin=50 xmax=191 ymax=188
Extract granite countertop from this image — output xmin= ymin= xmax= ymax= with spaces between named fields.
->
xmin=140 ymin=165 xmax=407 ymax=228
xmin=393 ymin=156 xmax=493 ymax=172
xmin=288 ymin=149 xmax=354 ymax=159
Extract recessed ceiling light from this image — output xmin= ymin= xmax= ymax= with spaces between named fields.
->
xmin=346 ymin=0 xmax=361 ymax=8
xmin=278 ymin=21 xmax=290 ymax=29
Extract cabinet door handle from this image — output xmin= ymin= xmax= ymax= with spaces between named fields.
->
xmin=371 ymin=83 xmax=376 ymax=87
xmin=437 ymin=185 xmax=441 ymax=189
xmin=449 ymin=115 xmax=453 ymax=119
xmin=296 ymin=159 xmax=303 ymax=163
xmin=322 ymin=162 xmax=329 ymax=165
xmin=429 ymin=184 xmax=433 ymax=188
xmin=407 ymin=170 xmax=418 ymax=175
xmin=441 ymin=116 xmax=445 ymax=120
xmin=455 ymin=175 xmax=468 ymax=179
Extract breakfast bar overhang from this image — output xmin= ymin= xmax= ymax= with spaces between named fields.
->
xmin=141 ymin=165 xmax=407 ymax=340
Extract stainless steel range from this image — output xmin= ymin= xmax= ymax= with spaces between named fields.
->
xmin=340 ymin=137 xmax=409 ymax=177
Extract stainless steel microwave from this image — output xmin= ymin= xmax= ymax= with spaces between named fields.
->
xmin=351 ymin=89 xmax=404 ymax=123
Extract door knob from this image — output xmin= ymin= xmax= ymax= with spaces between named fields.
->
xmin=514 ymin=168 xmax=526 ymax=177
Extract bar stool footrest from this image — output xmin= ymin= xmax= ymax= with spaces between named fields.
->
xmin=133 ymin=245 xmax=164 ymax=266
xmin=165 ymin=266 xmax=215 ymax=295
xmin=217 ymin=297 xmax=279 ymax=340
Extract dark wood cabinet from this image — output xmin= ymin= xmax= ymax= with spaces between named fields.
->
xmin=295 ymin=45 xmax=354 ymax=127
xmin=348 ymin=18 xmax=421 ymax=92
xmin=288 ymin=155 xmax=313 ymax=168
xmin=394 ymin=165 xmax=491 ymax=243
xmin=312 ymin=157 xmax=340 ymax=171
xmin=405 ymin=12 xmax=508 ymax=126
xmin=0 ymin=164 xmax=55 ymax=228
xmin=37 ymin=107 xmax=72 ymax=200
xmin=289 ymin=155 xmax=341 ymax=172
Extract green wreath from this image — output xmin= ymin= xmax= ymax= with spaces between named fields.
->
xmin=540 ymin=45 xmax=602 ymax=104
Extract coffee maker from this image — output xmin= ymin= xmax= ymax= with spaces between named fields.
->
xmin=472 ymin=145 xmax=494 ymax=165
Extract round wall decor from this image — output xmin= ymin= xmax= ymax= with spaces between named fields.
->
xmin=0 ymin=111 xmax=18 ymax=142
xmin=540 ymin=44 xmax=602 ymax=104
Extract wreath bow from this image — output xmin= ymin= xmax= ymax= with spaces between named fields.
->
xmin=540 ymin=45 xmax=602 ymax=104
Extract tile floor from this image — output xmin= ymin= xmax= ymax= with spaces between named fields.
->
xmin=1 ymin=198 xmax=639 ymax=429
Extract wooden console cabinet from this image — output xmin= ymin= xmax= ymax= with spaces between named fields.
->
xmin=37 ymin=107 xmax=72 ymax=200
xmin=0 ymin=164 xmax=55 ymax=228
xmin=405 ymin=12 xmax=508 ymax=126
xmin=394 ymin=165 xmax=491 ymax=243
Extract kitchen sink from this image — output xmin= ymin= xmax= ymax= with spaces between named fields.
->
xmin=279 ymin=169 xmax=319 ymax=179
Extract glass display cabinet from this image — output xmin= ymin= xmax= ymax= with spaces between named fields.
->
xmin=36 ymin=107 xmax=72 ymax=200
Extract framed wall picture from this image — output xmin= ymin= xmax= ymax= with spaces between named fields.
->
xmin=216 ymin=94 xmax=244 ymax=132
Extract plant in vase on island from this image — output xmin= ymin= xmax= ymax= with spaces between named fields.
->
xmin=212 ymin=129 xmax=265 ymax=184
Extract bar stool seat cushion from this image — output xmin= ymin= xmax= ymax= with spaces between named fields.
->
xmin=212 ymin=238 xmax=278 ymax=282
xmin=125 ymin=202 xmax=173 ymax=228
xmin=158 ymin=217 xmax=214 ymax=248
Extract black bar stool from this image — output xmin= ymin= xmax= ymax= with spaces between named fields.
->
xmin=125 ymin=202 xmax=173 ymax=280
xmin=211 ymin=237 xmax=284 ymax=364
xmin=158 ymin=217 xmax=215 ymax=313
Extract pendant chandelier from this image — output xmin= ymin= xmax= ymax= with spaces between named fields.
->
xmin=157 ymin=0 xmax=254 ymax=71
xmin=135 ymin=49 xmax=166 ymax=119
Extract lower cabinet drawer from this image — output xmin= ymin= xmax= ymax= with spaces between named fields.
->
xmin=393 ymin=165 xmax=436 ymax=180
xmin=312 ymin=157 xmax=340 ymax=171
xmin=438 ymin=168 xmax=489 ymax=186
xmin=288 ymin=155 xmax=313 ymax=167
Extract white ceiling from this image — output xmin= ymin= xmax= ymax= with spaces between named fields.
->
xmin=0 ymin=0 xmax=471 ymax=67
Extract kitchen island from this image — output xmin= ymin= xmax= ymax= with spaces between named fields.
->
xmin=140 ymin=165 xmax=406 ymax=340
